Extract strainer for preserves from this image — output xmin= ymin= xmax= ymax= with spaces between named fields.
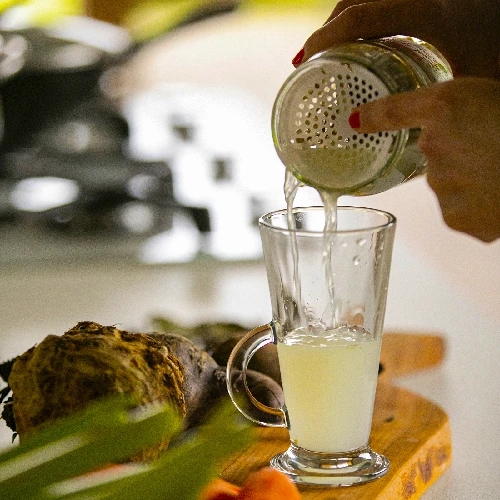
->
xmin=272 ymin=37 xmax=453 ymax=195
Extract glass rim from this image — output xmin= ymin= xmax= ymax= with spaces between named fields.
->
xmin=259 ymin=206 xmax=396 ymax=236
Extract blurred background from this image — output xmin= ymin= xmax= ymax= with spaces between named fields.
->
xmin=0 ymin=0 xmax=330 ymax=438
xmin=1 ymin=4 xmax=500 ymax=496
xmin=0 ymin=0 xmax=326 ymax=265
xmin=0 ymin=0 xmax=497 ymax=331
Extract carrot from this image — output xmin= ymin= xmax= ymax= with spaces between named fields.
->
xmin=199 ymin=477 xmax=241 ymax=500
xmin=237 ymin=467 xmax=302 ymax=500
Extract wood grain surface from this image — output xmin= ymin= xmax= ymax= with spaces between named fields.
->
xmin=221 ymin=333 xmax=451 ymax=499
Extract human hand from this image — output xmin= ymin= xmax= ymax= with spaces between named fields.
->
xmin=348 ymin=77 xmax=500 ymax=242
xmin=296 ymin=0 xmax=500 ymax=79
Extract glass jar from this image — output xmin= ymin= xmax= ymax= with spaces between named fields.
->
xmin=272 ymin=36 xmax=453 ymax=195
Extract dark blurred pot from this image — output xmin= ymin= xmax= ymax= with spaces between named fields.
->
xmin=0 ymin=17 xmax=131 ymax=152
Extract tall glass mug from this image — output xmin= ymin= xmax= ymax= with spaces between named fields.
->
xmin=227 ymin=206 xmax=396 ymax=486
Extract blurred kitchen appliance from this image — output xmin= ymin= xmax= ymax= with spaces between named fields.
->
xmin=0 ymin=13 xmax=277 ymax=264
xmin=0 ymin=9 xmax=303 ymax=264
xmin=0 ymin=18 xmax=182 ymax=263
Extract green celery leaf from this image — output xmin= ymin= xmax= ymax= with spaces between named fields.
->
xmin=0 ymin=397 xmax=180 ymax=500
xmin=45 ymin=401 xmax=252 ymax=500
xmin=111 ymin=401 xmax=251 ymax=500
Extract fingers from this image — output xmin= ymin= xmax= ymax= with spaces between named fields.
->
xmin=347 ymin=76 xmax=500 ymax=242
xmin=426 ymin=150 xmax=500 ymax=243
xmin=302 ymin=0 xmax=439 ymax=62
xmin=428 ymin=163 xmax=487 ymax=241
xmin=430 ymin=188 xmax=499 ymax=242
xmin=352 ymin=78 xmax=499 ymax=134
xmin=322 ymin=0 xmax=382 ymax=26
xmin=350 ymin=82 xmax=451 ymax=133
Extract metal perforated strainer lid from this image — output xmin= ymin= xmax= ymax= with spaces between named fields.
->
xmin=272 ymin=53 xmax=401 ymax=193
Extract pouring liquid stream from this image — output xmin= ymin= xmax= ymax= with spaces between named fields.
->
xmin=284 ymin=170 xmax=341 ymax=331
xmin=320 ymin=189 xmax=341 ymax=329
xmin=284 ymin=170 xmax=308 ymax=329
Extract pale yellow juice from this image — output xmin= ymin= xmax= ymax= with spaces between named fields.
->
xmin=281 ymin=147 xmax=380 ymax=192
xmin=277 ymin=326 xmax=381 ymax=453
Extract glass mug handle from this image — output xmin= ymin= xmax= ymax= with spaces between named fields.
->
xmin=226 ymin=322 xmax=286 ymax=427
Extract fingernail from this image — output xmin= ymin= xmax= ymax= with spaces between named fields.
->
xmin=292 ymin=48 xmax=305 ymax=67
xmin=348 ymin=111 xmax=360 ymax=129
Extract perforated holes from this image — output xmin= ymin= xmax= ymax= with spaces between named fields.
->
xmin=294 ymin=69 xmax=380 ymax=149
xmin=290 ymin=66 xmax=396 ymax=171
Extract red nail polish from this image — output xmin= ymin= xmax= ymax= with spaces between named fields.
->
xmin=349 ymin=111 xmax=361 ymax=129
xmin=292 ymin=48 xmax=305 ymax=67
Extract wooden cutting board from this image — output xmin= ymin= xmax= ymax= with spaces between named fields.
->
xmin=221 ymin=332 xmax=451 ymax=499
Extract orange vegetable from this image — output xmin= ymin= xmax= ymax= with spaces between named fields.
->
xmin=199 ymin=467 xmax=302 ymax=500
xmin=237 ymin=467 xmax=302 ymax=500
xmin=199 ymin=477 xmax=241 ymax=500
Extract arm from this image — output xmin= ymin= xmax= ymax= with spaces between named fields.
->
xmin=297 ymin=0 xmax=500 ymax=79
